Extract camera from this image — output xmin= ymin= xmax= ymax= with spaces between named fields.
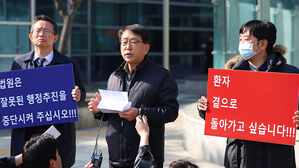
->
xmin=138 ymin=104 xmax=147 ymax=119
xmin=91 ymin=152 xmax=103 ymax=168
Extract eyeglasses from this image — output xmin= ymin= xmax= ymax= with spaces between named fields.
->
xmin=32 ymin=29 xmax=54 ymax=35
xmin=120 ymin=39 xmax=143 ymax=46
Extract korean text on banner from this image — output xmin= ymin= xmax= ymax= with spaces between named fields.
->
xmin=0 ymin=64 xmax=78 ymax=130
xmin=204 ymin=68 xmax=299 ymax=145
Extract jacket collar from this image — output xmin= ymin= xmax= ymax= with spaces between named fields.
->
xmin=50 ymin=49 xmax=66 ymax=65
xmin=115 ymin=55 xmax=149 ymax=79
xmin=24 ymin=49 xmax=65 ymax=65
xmin=265 ymin=52 xmax=286 ymax=71
xmin=232 ymin=52 xmax=286 ymax=72
xmin=24 ymin=50 xmax=35 ymax=62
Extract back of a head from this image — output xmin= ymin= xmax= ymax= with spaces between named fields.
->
xmin=169 ymin=159 xmax=199 ymax=168
xmin=22 ymin=134 xmax=57 ymax=168
xmin=239 ymin=20 xmax=276 ymax=53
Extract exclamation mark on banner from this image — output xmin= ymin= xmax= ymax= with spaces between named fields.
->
xmin=292 ymin=127 xmax=294 ymax=138
xmin=69 ymin=110 xmax=72 ymax=117
xmin=71 ymin=109 xmax=74 ymax=118
xmin=286 ymin=127 xmax=289 ymax=137
xmin=73 ymin=109 xmax=77 ymax=117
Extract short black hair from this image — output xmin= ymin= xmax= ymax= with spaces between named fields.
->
xmin=22 ymin=134 xmax=58 ymax=168
xmin=31 ymin=15 xmax=58 ymax=35
xmin=169 ymin=159 xmax=199 ymax=168
xmin=118 ymin=24 xmax=151 ymax=44
xmin=239 ymin=20 xmax=276 ymax=53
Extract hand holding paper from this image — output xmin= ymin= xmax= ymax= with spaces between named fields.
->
xmin=118 ymin=107 xmax=138 ymax=121
xmin=88 ymin=92 xmax=101 ymax=113
xmin=97 ymin=89 xmax=132 ymax=113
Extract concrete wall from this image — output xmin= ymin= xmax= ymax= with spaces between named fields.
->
xmin=75 ymin=93 xmax=103 ymax=130
xmin=180 ymin=103 xmax=226 ymax=166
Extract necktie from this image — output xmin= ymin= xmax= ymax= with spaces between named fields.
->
xmin=36 ymin=58 xmax=46 ymax=67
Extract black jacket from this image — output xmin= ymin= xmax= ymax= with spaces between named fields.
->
xmin=10 ymin=49 xmax=86 ymax=168
xmin=96 ymin=56 xmax=179 ymax=167
xmin=199 ymin=52 xmax=298 ymax=168
xmin=134 ymin=145 xmax=156 ymax=168
xmin=0 ymin=157 xmax=16 ymax=168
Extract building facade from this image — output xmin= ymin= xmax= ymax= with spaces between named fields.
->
xmin=213 ymin=0 xmax=299 ymax=69
xmin=0 ymin=0 xmax=213 ymax=85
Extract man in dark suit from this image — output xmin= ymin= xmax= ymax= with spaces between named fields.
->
xmin=10 ymin=15 xmax=86 ymax=168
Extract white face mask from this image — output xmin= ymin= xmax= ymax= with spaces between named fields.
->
xmin=238 ymin=41 xmax=261 ymax=60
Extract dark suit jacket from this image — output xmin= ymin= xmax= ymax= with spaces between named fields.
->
xmin=10 ymin=49 xmax=86 ymax=168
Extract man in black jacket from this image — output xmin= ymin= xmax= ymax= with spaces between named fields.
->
xmin=10 ymin=15 xmax=86 ymax=168
xmin=88 ymin=24 xmax=179 ymax=168
xmin=198 ymin=20 xmax=299 ymax=168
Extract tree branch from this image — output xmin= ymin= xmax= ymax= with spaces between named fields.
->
xmin=53 ymin=0 xmax=68 ymax=17
xmin=70 ymin=0 xmax=84 ymax=17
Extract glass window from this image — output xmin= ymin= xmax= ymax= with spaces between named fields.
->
xmin=213 ymin=0 xmax=257 ymax=69
xmin=138 ymin=4 xmax=163 ymax=26
xmin=0 ymin=0 xmax=30 ymax=21
xmin=71 ymin=27 xmax=88 ymax=53
xmin=92 ymin=2 xmax=138 ymax=26
xmin=170 ymin=31 xmax=211 ymax=52
xmin=270 ymin=0 xmax=294 ymax=10
xmin=171 ymin=0 xmax=210 ymax=3
xmin=237 ymin=0 xmax=256 ymax=24
xmin=91 ymin=2 xmax=162 ymax=26
xmin=170 ymin=6 xmax=213 ymax=27
xmin=91 ymin=56 xmax=123 ymax=82
xmin=91 ymin=28 xmax=119 ymax=52
xmin=0 ymin=26 xmax=30 ymax=54
xmin=169 ymin=55 xmax=204 ymax=78
xmin=37 ymin=0 xmax=87 ymax=24
xmin=0 ymin=58 xmax=14 ymax=72
xmin=269 ymin=0 xmax=299 ymax=66
xmin=213 ymin=0 xmax=226 ymax=69
xmin=36 ymin=1 xmax=60 ymax=22
xmin=139 ymin=0 xmax=162 ymax=1
xmin=149 ymin=30 xmax=163 ymax=52
xmin=73 ymin=0 xmax=88 ymax=24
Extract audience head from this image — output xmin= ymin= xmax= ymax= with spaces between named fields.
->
xmin=22 ymin=134 xmax=61 ymax=168
xmin=169 ymin=159 xmax=199 ymax=168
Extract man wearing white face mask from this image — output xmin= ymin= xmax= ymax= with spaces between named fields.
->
xmin=238 ymin=40 xmax=261 ymax=60
xmin=197 ymin=20 xmax=299 ymax=168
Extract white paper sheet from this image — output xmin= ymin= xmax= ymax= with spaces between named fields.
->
xmin=97 ymin=89 xmax=132 ymax=113
xmin=43 ymin=125 xmax=61 ymax=139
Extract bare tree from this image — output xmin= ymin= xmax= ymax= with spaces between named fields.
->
xmin=53 ymin=0 xmax=84 ymax=55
